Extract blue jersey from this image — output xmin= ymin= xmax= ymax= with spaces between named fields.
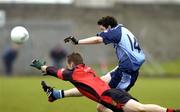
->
xmin=98 ymin=24 xmax=145 ymax=71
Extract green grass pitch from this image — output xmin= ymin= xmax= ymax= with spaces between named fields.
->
xmin=0 ymin=76 xmax=180 ymax=112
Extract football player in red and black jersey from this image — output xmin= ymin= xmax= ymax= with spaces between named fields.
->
xmin=30 ymin=52 xmax=179 ymax=112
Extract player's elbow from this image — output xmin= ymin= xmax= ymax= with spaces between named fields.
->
xmin=94 ymin=37 xmax=103 ymax=44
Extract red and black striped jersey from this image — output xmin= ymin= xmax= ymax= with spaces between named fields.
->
xmin=50 ymin=64 xmax=110 ymax=102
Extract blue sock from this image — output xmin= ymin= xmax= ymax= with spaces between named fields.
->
xmin=52 ymin=90 xmax=64 ymax=99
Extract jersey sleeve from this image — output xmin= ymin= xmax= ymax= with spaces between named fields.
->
xmin=46 ymin=66 xmax=58 ymax=77
xmin=57 ymin=68 xmax=74 ymax=81
xmin=46 ymin=67 xmax=74 ymax=81
xmin=97 ymin=26 xmax=122 ymax=45
xmin=57 ymin=68 xmax=65 ymax=79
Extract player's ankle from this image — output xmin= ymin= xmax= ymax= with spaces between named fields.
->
xmin=53 ymin=90 xmax=64 ymax=99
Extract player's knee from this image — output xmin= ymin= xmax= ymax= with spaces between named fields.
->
xmin=97 ymin=104 xmax=106 ymax=112
xmin=136 ymin=105 xmax=146 ymax=112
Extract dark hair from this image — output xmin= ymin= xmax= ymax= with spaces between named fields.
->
xmin=97 ymin=16 xmax=118 ymax=28
xmin=67 ymin=52 xmax=84 ymax=65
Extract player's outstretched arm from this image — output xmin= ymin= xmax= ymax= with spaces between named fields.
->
xmin=64 ymin=36 xmax=103 ymax=45
xmin=78 ymin=36 xmax=103 ymax=45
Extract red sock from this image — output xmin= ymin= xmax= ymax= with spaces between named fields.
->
xmin=167 ymin=108 xmax=174 ymax=112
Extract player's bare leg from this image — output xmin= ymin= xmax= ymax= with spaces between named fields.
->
xmin=97 ymin=104 xmax=113 ymax=112
xmin=123 ymin=99 xmax=177 ymax=112
xmin=100 ymin=73 xmax=111 ymax=84
xmin=64 ymin=88 xmax=82 ymax=97
xmin=100 ymin=66 xmax=118 ymax=84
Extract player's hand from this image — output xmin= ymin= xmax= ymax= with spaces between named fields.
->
xmin=30 ymin=59 xmax=46 ymax=70
xmin=64 ymin=36 xmax=78 ymax=45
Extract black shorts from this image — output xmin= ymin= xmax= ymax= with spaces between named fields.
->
xmin=100 ymin=89 xmax=137 ymax=112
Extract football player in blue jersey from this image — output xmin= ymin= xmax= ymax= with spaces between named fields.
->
xmin=53 ymin=16 xmax=145 ymax=112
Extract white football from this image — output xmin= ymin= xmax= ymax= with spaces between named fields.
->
xmin=10 ymin=26 xmax=29 ymax=44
